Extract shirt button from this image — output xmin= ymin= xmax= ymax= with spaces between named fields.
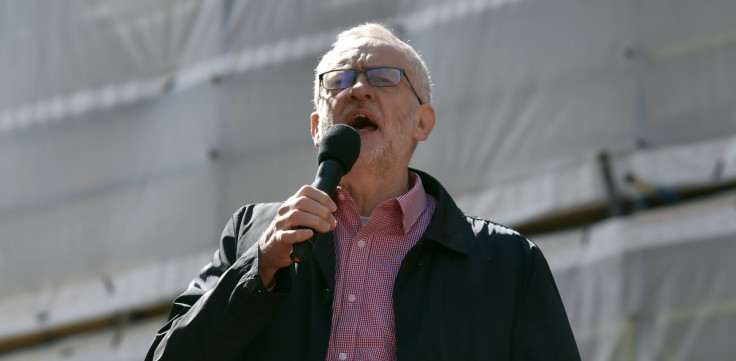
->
xmin=338 ymin=193 xmax=345 ymax=201
xmin=357 ymin=240 xmax=366 ymax=248
xmin=348 ymin=294 xmax=356 ymax=302
xmin=339 ymin=352 xmax=347 ymax=360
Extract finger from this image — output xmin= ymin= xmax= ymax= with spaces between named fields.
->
xmin=277 ymin=228 xmax=314 ymax=245
xmin=296 ymin=185 xmax=337 ymax=213
xmin=259 ymin=227 xmax=313 ymax=273
xmin=291 ymin=197 xmax=337 ymax=229
xmin=280 ymin=209 xmax=334 ymax=234
xmin=281 ymin=187 xmax=337 ymax=227
xmin=258 ymin=227 xmax=312 ymax=256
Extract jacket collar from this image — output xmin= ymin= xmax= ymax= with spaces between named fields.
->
xmin=310 ymin=168 xmax=475 ymax=289
xmin=313 ymin=230 xmax=336 ymax=289
xmin=410 ymin=168 xmax=472 ymax=255
xmin=312 ymin=168 xmax=472 ymax=284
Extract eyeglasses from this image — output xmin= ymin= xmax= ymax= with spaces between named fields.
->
xmin=319 ymin=67 xmax=424 ymax=105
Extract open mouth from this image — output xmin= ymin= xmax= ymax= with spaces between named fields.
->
xmin=348 ymin=114 xmax=377 ymax=132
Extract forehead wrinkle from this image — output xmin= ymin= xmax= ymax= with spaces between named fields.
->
xmin=330 ymin=38 xmax=405 ymax=70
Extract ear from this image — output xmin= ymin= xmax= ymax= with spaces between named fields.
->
xmin=310 ymin=111 xmax=321 ymax=147
xmin=413 ymin=104 xmax=435 ymax=142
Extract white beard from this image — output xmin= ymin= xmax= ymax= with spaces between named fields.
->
xmin=315 ymin=105 xmax=416 ymax=175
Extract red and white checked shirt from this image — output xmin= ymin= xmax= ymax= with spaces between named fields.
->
xmin=326 ymin=172 xmax=437 ymax=361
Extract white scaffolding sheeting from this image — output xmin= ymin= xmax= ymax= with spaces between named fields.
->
xmin=536 ymin=190 xmax=736 ymax=361
xmin=2 ymin=0 xmax=736 ymax=359
xmin=2 ymin=188 xmax=734 ymax=361
xmin=0 ymin=252 xmax=211 ymax=342
xmin=0 ymin=317 xmax=166 ymax=361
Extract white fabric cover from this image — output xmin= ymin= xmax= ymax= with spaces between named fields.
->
xmin=1 ymin=0 xmax=736 ymax=359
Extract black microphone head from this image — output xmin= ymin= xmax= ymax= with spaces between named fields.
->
xmin=317 ymin=124 xmax=361 ymax=174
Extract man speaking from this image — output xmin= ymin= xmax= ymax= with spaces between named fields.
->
xmin=146 ymin=23 xmax=581 ymax=361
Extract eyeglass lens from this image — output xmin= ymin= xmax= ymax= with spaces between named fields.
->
xmin=322 ymin=68 xmax=402 ymax=90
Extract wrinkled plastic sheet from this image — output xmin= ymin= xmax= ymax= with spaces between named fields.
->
xmin=536 ymin=190 xmax=736 ymax=361
xmin=2 ymin=0 xmax=736 ymax=359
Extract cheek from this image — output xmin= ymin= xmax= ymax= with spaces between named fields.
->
xmin=320 ymin=97 xmax=342 ymax=119
xmin=392 ymin=111 xmax=419 ymax=145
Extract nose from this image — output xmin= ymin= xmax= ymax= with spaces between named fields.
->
xmin=348 ymin=73 xmax=374 ymax=102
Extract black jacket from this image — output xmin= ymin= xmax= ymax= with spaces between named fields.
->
xmin=146 ymin=169 xmax=581 ymax=360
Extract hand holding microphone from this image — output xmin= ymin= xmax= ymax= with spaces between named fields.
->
xmin=257 ymin=125 xmax=360 ymax=284
xmin=290 ymin=124 xmax=361 ymax=262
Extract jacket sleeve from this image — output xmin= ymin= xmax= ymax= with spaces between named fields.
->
xmin=511 ymin=240 xmax=582 ymax=361
xmin=145 ymin=204 xmax=290 ymax=361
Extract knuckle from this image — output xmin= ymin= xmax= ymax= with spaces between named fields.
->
xmin=285 ymin=208 xmax=301 ymax=220
xmin=293 ymin=196 xmax=308 ymax=209
xmin=273 ymin=215 xmax=291 ymax=230
xmin=277 ymin=202 xmax=293 ymax=216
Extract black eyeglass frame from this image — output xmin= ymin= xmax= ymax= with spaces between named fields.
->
xmin=319 ymin=67 xmax=424 ymax=105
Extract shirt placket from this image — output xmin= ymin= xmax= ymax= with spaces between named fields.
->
xmin=330 ymin=194 xmax=373 ymax=361
xmin=328 ymin=182 xmax=432 ymax=361
xmin=336 ymin=229 xmax=372 ymax=361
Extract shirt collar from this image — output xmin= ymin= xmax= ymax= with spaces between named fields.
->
xmin=334 ymin=171 xmax=429 ymax=234
xmin=394 ymin=172 xmax=429 ymax=234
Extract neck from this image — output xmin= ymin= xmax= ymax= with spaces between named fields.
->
xmin=339 ymin=166 xmax=411 ymax=217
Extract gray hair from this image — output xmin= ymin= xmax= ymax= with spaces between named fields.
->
xmin=313 ymin=23 xmax=432 ymax=109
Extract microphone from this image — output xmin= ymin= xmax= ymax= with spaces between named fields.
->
xmin=290 ymin=124 xmax=361 ymax=263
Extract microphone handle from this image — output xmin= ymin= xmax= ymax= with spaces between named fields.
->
xmin=289 ymin=160 xmax=344 ymax=263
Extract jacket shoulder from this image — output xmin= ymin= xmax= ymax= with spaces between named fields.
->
xmin=231 ymin=202 xmax=282 ymax=229
xmin=220 ymin=203 xmax=282 ymax=263
xmin=463 ymin=215 xmax=537 ymax=255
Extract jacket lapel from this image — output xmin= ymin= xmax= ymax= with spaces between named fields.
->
xmin=311 ymin=230 xmax=336 ymax=290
